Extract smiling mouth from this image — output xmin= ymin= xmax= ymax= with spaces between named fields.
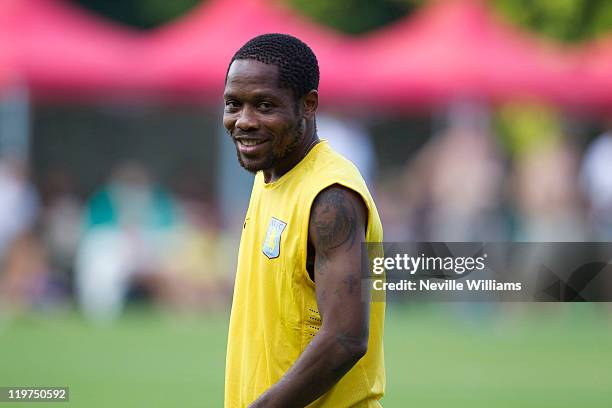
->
xmin=237 ymin=139 xmax=268 ymax=147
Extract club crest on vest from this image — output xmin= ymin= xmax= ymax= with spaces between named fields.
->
xmin=262 ymin=217 xmax=287 ymax=259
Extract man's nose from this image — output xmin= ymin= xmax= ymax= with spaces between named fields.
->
xmin=235 ymin=106 xmax=259 ymax=131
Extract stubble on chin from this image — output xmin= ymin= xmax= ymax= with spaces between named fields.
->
xmin=236 ymin=150 xmax=256 ymax=174
xmin=232 ymin=117 xmax=305 ymax=174
xmin=235 ymin=146 xmax=275 ymax=174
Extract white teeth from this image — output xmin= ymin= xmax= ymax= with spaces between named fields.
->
xmin=240 ymin=139 xmax=265 ymax=146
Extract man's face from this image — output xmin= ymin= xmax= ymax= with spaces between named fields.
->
xmin=223 ymin=59 xmax=304 ymax=174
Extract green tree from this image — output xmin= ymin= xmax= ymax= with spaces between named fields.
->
xmin=73 ymin=0 xmax=420 ymax=33
xmin=287 ymin=0 xmax=612 ymax=41
xmin=73 ymin=0 xmax=200 ymax=29
xmin=492 ymin=0 xmax=612 ymax=43
xmin=73 ymin=0 xmax=612 ymax=41
xmin=285 ymin=0 xmax=417 ymax=34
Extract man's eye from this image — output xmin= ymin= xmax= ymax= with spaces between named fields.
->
xmin=258 ymin=102 xmax=273 ymax=111
xmin=225 ymin=100 xmax=240 ymax=110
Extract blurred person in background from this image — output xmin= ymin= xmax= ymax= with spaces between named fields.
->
xmin=0 ymin=158 xmax=38 ymax=259
xmin=375 ymin=175 xmax=415 ymax=241
xmin=39 ymin=166 xmax=82 ymax=301
xmin=150 ymin=168 xmax=233 ymax=314
xmin=317 ymin=113 xmax=377 ymax=188
xmin=495 ymin=104 xmax=588 ymax=241
xmin=511 ymin=138 xmax=587 ymax=241
xmin=75 ymin=160 xmax=178 ymax=322
xmin=508 ymin=134 xmax=590 ymax=303
xmin=427 ymin=122 xmax=506 ymax=241
xmin=0 ymin=156 xmax=49 ymax=312
xmin=579 ymin=128 xmax=612 ymax=304
xmin=396 ymin=103 xmax=507 ymax=242
xmin=580 ymin=128 xmax=612 ymax=240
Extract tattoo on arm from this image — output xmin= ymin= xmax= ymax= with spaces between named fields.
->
xmin=317 ymin=289 xmax=327 ymax=304
xmin=332 ymin=324 xmax=369 ymax=375
xmin=336 ymin=332 xmax=363 ymax=355
xmin=311 ymin=186 xmax=366 ymax=299
xmin=312 ymin=188 xmax=358 ymax=259
xmin=343 ymin=275 xmax=358 ymax=294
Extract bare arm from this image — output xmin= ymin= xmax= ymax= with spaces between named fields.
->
xmin=250 ymin=185 xmax=369 ymax=407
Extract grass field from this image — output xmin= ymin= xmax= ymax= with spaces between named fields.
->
xmin=0 ymin=304 xmax=611 ymax=407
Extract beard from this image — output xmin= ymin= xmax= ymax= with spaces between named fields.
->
xmin=234 ymin=119 xmax=305 ymax=174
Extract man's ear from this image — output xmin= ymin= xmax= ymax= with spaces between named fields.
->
xmin=302 ymin=90 xmax=318 ymax=119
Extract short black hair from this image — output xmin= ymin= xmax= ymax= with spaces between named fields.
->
xmin=228 ymin=33 xmax=319 ymax=100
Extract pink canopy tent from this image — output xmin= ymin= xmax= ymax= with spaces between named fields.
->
xmin=573 ymin=37 xmax=612 ymax=115
xmin=353 ymin=0 xmax=576 ymax=111
xmin=0 ymin=0 xmax=143 ymax=102
xmin=0 ymin=0 xmax=604 ymax=112
xmin=138 ymin=0 xmax=356 ymax=105
xmin=0 ymin=45 xmax=19 ymax=97
xmin=0 ymin=9 xmax=23 ymax=98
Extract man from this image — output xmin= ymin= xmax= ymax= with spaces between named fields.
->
xmin=224 ymin=33 xmax=385 ymax=407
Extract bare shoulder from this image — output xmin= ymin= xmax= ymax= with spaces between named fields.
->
xmin=308 ymin=185 xmax=367 ymax=253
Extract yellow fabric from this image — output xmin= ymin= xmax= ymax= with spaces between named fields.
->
xmin=225 ymin=140 xmax=385 ymax=407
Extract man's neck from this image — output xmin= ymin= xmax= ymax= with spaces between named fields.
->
xmin=263 ymin=129 xmax=319 ymax=183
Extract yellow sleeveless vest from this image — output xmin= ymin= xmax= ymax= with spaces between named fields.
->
xmin=225 ymin=140 xmax=385 ymax=407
